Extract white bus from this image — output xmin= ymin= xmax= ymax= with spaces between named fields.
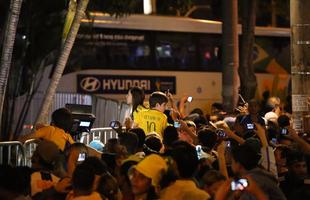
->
xmin=58 ymin=12 xmax=291 ymax=113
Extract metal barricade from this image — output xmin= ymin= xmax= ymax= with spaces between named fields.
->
xmin=0 ymin=141 xmax=26 ymax=166
xmin=23 ymin=139 xmax=38 ymax=167
xmin=80 ymin=127 xmax=122 ymax=145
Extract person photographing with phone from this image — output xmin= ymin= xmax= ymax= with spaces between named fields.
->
xmin=215 ymin=141 xmax=286 ymax=200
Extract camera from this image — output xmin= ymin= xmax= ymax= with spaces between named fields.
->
xmin=246 ymin=123 xmax=255 ymax=130
xmin=280 ymin=128 xmax=288 ymax=135
xmin=187 ymin=96 xmax=193 ymax=102
xmin=216 ymin=129 xmax=226 ymax=138
xmin=174 ymin=121 xmax=181 ymax=128
xmin=231 ymin=178 xmax=249 ymax=191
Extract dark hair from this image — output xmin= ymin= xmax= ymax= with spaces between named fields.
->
xmin=231 ymin=144 xmax=261 ymax=170
xmin=129 ymin=87 xmax=145 ymax=117
xmin=197 ymin=128 xmax=218 ymax=150
xmin=51 ymin=108 xmax=73 ymax=132
xmin=286 ymin=150 xmax=306 ymax=166
xmin=72 ymin=163 xmax=95 ymax=192
xmin=83 ymin=156 xmax=108 ymax=175
xmin=97 ymin=173 xmax=119 ymax=200
xmin=144 ymin=135 xmax=162 ymax=153
xmin=170 ymin=141 xmax=199 ymax=178
xmin=118 ymin=131 xmax=139 ymax=155
xmin=202 ymin=170 xmax=226 ymax=187
xmin=163 ymin=126 xmax=179 ymax=147
xmin=129 ymin=128 xmax=146 ymax=149
xmin=190 ymin=108 xmax=204 ymax=116
xmin=211 ymin=103 xmax=223 ymax=111
xmin=149 ymin=92 xmax=168 ymax=108
xmin=277 ymin=114 xmax=290 ymax=128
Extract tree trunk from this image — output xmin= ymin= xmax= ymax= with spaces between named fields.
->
xmin=239 ymin=0 xmax=257 ymax=101
xmin=0 ymin=0 xmax=23 ymax=136
xmin=290 ymin=0 xmax=310 ymax=133
xmin=222 ymin=0 xmax=239 ymax=113
xmin=36 ymin=0 xmax=90 ymax=124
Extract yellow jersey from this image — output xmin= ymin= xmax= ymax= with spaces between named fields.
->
xmin=34 ymin=126 xmax=75 ymax=151
xmin=132 ymin=105 xmax=148 ymax=120
xmin=134 ymin=109 xmax=167 ymax=137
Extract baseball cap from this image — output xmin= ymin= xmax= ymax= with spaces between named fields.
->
xmin=133 ymin=154 xmax=168 ymax=186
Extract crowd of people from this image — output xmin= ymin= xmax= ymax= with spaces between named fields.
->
xmin=0 ymin=86 xmax=309 ymax=200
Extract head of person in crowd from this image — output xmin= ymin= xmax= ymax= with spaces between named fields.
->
xmin=211 ymin=102 xmax=224 ymax=114
xmin=31 ymin=140 xmax=61 ymax=172
xmin=277 ymin=114 xmax=291 ymax=128
xmin=162 ymin=126 xmax=179 ymax=153
xmin=118 ymin=155 xmax=143 ymax=199
xmin=286 ymin=150 xmax=309 ymax=179
xmin=202 ymin=170 xmax=226 ymax=198
xmin=105 ymin=138 xmax=121 ymax=153
xmin=247 ymin=99 xmax=261 ymax=116
xmin=169 ymin=140 xmax=199 ymax=179
xmin=144 ymin=133 xmax=163 ymax=155
xmin=97 ymin=172 xmax=121 ymax=200
xmin=71 ymin=162 xmax=99 ymax=198
xmin=197 ymin=128 xmax=218 ymax=152
xmin=233 ymin=114 xmax=247 ymax=136
xmin=65 ymin=142 xmax=88 ymax=177
xmin=265 ymin=96 xmax=281 ymax=116
xmin=231 ymin=143 xmax=261 ymax=176
xmin=209 ymin=113 xmax=225 ymax=124
xmin=190 ymin=108 xmax=204 ymax=116
xmin=128 ymin=154 xmax=168 ymax=199
xmin=179 ymin=120 xmax=196 ymax=145
xmin=83 ymin=156 xmax=108 ymax=190
xmin=51 ymin=107 xmax=73 ymax=133
xmin=118 ymin=131 xmax=139 ymax=155
xmin=185 ymin=108 xmax=207 ymax=128
xmin=127 ymin=86 xmax=145 ymax=116
xmin=129 ymin=127 xmax=146 ymax=152
xmin=265 ymin=111 xmax=279 ymax=124
xmin=149 ymin=91 xmax=168 ymax=112
xmin=89 ymin=140 xmax=105 ymax=152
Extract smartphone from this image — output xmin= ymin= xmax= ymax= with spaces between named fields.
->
xmin=271 ymin=138 xmax=277 ymax=144
xmin=109 ymin=120 xmax=121 ymax=129
xmin=246 ymin=123 xmax=255 ymax=130
xmin=77 ymin=152 xmax=86 ymax=162
xmin=231 ymin=178 xmax=249 ymax=191
xmin=187 ymin=96 xmax=193 ymax=102
xmin=226 ymin=141 xmax=231 ymax=148
xmin=216 ymin=129 xmax=226 ymax=138
xmin=196 ymin=145 xmax=202 ymax=160
xmin=174 ymin=121 xmax=181 ymax=128
xmin=280 ymin=128 xmax=288 ymax=135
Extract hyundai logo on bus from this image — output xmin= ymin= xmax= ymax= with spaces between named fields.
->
xmin=77 ymin=74 xmax=176 ymax=94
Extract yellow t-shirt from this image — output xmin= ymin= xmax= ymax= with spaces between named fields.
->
xmin=132 ymin=105 xmax=148 ymax=120
xmin=134 ymin=109 xmax=167 ymax=137
xmin=34 ymin=126 xmax=75 ymax=151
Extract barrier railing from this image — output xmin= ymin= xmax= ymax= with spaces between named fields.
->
xmin=0 ymin=141 xmax=26 ymax=166
xmin=23 ymin=139 xmax=38 ymax=167
xmin=80 ymin=127 xmax=120 ymax=145
xmin=0 ymin=127 xmax=122 ymax=166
